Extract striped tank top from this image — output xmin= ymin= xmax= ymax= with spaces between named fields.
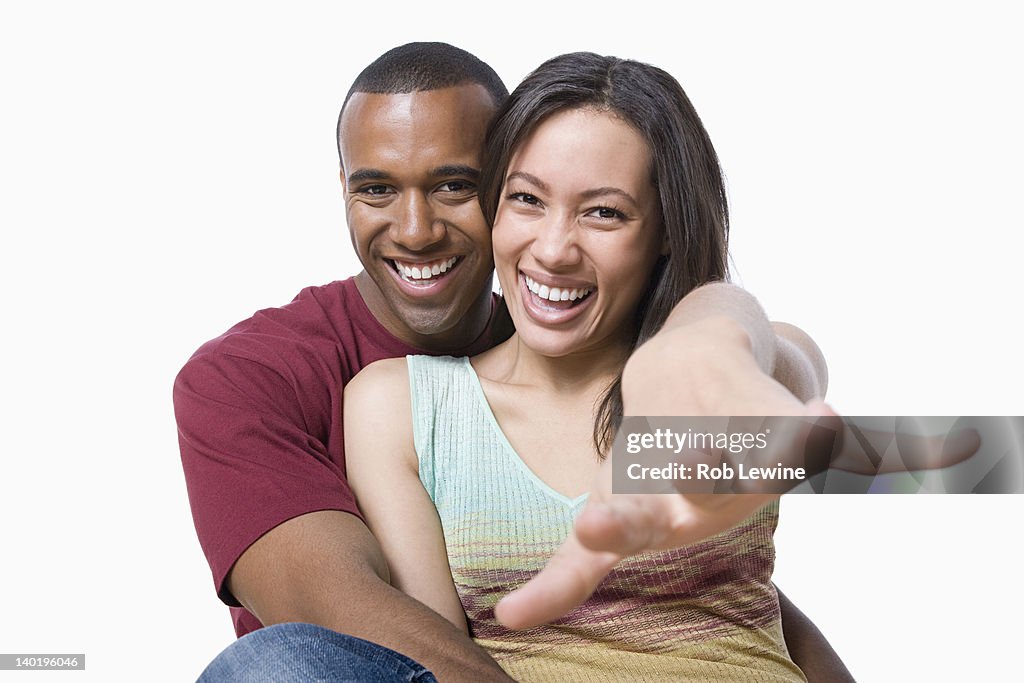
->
xmin=408 ymin=355 xmax=805 ymax=682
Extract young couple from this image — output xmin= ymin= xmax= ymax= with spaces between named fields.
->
xmin=177 ymin=42 xmax=856 ymax=681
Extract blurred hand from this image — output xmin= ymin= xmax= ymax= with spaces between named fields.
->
xmin=495 ymin=320 xmax=980 ymax=630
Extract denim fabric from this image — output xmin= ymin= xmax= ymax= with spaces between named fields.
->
xmin=198 ymin=622 xmax=437 ymax=682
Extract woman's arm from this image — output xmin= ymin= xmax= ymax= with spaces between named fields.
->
xmin=344 ymin=357 xmax=469 ymax=632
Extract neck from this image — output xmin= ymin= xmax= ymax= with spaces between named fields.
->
xmin=488 ymin=332 xmax=632 ymax=399
xmin=355 ymin=271 xmax=494 ymax=353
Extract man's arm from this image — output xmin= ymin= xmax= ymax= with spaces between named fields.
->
xmin=228 ymin=511 xmax=512 ymax=683
xmin=777 ymin=588 xmax=856 ymax=682
xmin=174 ymin=336 xmax=513 ymax=683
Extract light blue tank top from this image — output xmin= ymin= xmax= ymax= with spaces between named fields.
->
xmin=407 ymin=354 xmax=802 ymax=683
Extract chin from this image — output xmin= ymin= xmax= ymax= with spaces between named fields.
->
xmin=404 ymin=307 xmax=463 ymax=337
xmin=516 ymin=328 xmax=586 ymax=358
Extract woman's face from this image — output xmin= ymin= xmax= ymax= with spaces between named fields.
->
xmin=492 ymin=107 xmax=665 ymax=358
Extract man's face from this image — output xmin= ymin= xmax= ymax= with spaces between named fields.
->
xmin=339 ymin=85 xmax=497 ymax=349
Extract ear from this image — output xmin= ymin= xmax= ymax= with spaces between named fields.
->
xmin=660 ymin=230 xmax=670 ymax=256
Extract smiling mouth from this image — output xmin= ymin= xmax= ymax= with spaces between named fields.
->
xmin=388 ymin=256 xmax=461 ymax=285
xmin=522 ymin=273 xmax=594 ymax=310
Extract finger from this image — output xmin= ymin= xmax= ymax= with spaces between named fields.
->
xmin=727 ymin=412 xmax=842 ymax=493
xmin=882 ymin=428 xmax=981 ymax=473
xmin=494 ymin=532 xmax=621 ymax=630
xmin=832 ymin=427 xmax=982 ymax=474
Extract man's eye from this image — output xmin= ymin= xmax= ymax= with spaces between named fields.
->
xmin=438 ymin=180 xmax=475 ymax=193
xmin=358 ymin=185 xmax=390 ymax=196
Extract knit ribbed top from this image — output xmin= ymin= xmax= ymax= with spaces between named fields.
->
xmin=408 ymin=354 xmax=805 ymax=682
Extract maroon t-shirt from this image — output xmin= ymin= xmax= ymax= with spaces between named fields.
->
xmin=173 ymin=277 xmax=508 ymax=637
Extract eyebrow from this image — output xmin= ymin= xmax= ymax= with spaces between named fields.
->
xmin=506 ymin=171 xmax=640 ymax=206
xmin=346 ymin=168 xmax=391 ymax=185
xmin=432 ymin=164 xmax=480 ymax=180
xmin=506 ymin=171 xmax=549 ymax=192
xmin=347 ymin=164 xmax=480 ymax=186
xmin=579 ymin=187 xmax=640 ymax=206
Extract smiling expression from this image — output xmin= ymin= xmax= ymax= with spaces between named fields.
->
xmin=338 ymin=85 xmax=498 ymax=350
xmin=492 ymin=107 xmax=666 ymax=358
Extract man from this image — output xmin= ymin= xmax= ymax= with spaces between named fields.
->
xmin=175 ymin=42 xmax=853 ymax=681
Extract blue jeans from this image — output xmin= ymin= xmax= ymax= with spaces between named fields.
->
xmin=198 ymin=622 xmax=438 ymax=682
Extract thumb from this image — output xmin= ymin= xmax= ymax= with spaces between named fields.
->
xmin=495 ymin=533 xmax=621 ymax=630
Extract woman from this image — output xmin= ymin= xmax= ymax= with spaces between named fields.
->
xmin=345 ymin=52 xmax=806 ymax=682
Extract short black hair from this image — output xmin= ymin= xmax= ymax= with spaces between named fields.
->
xmin=337 ymin=42 xmax=508 ymax=164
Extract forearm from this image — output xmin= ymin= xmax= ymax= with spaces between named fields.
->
xmin=777 ymin=587 xmax=855 ymax=682
xmin=643 ymin=282 xmax=827 ymax=401
xmin=291 ymin=568 xmax=511 ymax=683
xmin=230 ymin=511 xmax=513 ymax=683
xmin=657 ymin=282 xmax=777 ymax=373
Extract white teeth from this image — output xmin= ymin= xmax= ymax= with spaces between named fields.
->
xmin=524 ymin=274 xmax=593 ymax=302
xmin=395 ymin=257 xmax=458 ymax=282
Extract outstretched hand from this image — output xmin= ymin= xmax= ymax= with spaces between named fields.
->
xmin=495 ymin=318 xmax=981 ymax=630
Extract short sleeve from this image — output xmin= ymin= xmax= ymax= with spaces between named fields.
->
xmin=173 ymin=332 xmax=360 ymax=607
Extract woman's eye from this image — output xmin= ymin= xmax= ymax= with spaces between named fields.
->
xmin=509 ymin=192 xmax=540 ymax=206
xmin=590 ymin=207 xmax=624 ymax=219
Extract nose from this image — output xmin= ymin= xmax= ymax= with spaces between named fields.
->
xmin=529 ymin=213 xmax=581 ymax=270
xmin=390 ymin=191 xmax=446 ymax=251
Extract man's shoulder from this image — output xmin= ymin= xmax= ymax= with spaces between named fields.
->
xmin=174 ymin=278 xmax=364 ymax=391
xmin=186 ymin=279 xmax=358 ymax=361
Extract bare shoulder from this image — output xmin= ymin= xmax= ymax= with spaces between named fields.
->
xmin=343 ymin=357 xmax=418 ymax=474
xmin=345 ymin=357 xmax=411 ymax=410
xmin=344 ymin=358 xmax=414 ymax=453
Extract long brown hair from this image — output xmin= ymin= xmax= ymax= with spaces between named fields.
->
xmin=479 ymin=52 xmax=730 ymax=456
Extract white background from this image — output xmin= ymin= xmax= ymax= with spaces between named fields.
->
xmin=1 ymin=1 xmax=1021 ymax=681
